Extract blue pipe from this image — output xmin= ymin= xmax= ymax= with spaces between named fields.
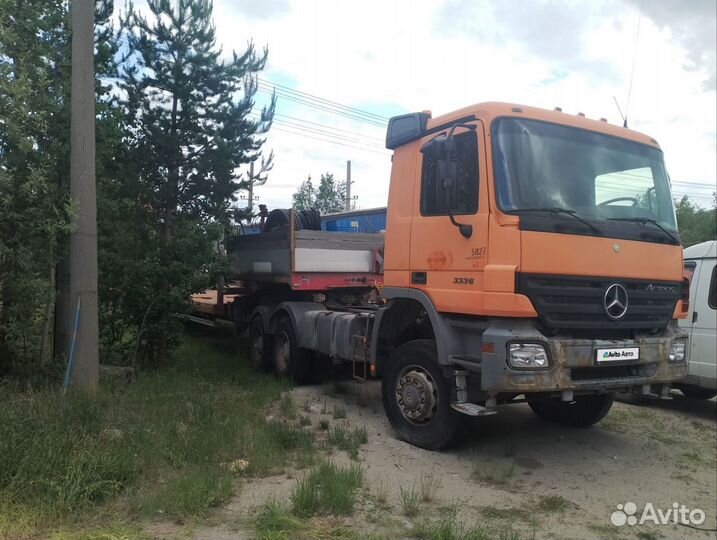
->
xmin=62 ymin=297 xmax=81 ymax=394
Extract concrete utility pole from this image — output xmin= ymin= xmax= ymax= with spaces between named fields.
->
xmin=345 ymin=160 xmax=352 ymax=211
xmin=68 ymin=0 xmax=99 ymax=389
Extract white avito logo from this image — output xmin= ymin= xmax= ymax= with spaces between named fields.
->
xmin=611 ymin=502 xmax=706 ymax=527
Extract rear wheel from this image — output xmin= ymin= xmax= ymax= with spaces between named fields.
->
xmin=272 ymin=316 xmax=312 ymax=384
xmin=381 ymin=339 xmax=460 ymax=450
xmin=678 ymin=385 xmax=717 ymax=400
xmin=248 ymin=316 xmax=268 ymax=371
xmin=528 ymin=393 xmax=614 ymax=427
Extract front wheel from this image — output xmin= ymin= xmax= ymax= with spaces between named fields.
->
xmin=528 ymin=393 xmax=614 ymax=427
xmin=381 ymin=339 xmax=460 ymax=450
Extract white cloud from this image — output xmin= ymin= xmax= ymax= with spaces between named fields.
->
xmin=212 ymin=0 xmax=716 ymax=211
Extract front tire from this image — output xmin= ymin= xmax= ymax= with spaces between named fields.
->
xmin=528 ymin=393 xmax=614 ymax=427
xmin=272 ymin=316 xmax=312 ymax=384
xmin=381 ymin=339 xmax=460 ymax=450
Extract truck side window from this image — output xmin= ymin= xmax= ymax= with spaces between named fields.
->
xmin=709 ymin=264 xmax=716 ymax=310
xmin=421 ymin=130 xmax=478 ymax=216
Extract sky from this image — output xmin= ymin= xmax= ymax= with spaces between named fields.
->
xmin=209 ymin=0 xmax=716 ymax=211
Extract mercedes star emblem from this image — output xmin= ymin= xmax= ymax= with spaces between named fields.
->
xmin=604 ymin=283 xmax=629 ymax=320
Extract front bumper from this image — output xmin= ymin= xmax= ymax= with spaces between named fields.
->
xmin=476 ymin=320 xmax=688 ymax=394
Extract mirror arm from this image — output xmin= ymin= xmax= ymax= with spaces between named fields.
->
xmin=448 ymin=212 xmax=473 ymax=238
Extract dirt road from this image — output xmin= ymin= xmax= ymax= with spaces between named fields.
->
xmin=193 ymin=380 xmax=716 ymax=540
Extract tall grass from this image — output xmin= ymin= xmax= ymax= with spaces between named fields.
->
xmin=0 ymin=334 xmax=312 ymax=537
xmin=290 ymin=461 xmax=363 ymax=517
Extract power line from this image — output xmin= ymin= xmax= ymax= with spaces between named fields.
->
xmin=259 ymin=113 xmax=384 ymax=148
xmin=275 ymin=112 xmax=384 ymax=143
xmin=257 ymin=120 xmax=391 ymax=156
xmin=672 ymin=180 xmax=716 ymax=190
xmin=248 ymin=112 xmax=387 ymax=152
xmin=257 ymin=83 xmax=387 ymax=127
xmin=259 ymin=77 xmax=389 ymax=122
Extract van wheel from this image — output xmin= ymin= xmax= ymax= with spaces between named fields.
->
xmin=382 ymin=339 xmax=459 ymax=450
xmin=528 ymin=394 xmax=614 ymax=427
xmin=248 ymin=316 xmax=268 ymax=371
xmin=272 ymin=316 xmax=312 ymax=384
xmin=678 ymin=385 xmax=717 ymax=400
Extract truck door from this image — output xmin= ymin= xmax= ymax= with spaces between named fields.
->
xmin=690 ymin=259 xmax=717 ymax=383
xmin=408 ymin=122 xmax=489 ymax=315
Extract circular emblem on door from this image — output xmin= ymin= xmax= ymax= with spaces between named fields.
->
xmin=604 ymin=283 xmax=629 ymax=320
xmin=613 ymin=243 xmax=620 ymax=253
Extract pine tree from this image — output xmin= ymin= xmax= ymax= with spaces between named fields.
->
xmin=0 ymin=0 xmax=73 ymax=374
xmin=292 ymin=173 xmax=346 ymax=213
xmin=118 ymin=0 xmax=275 ymax=362
xmin=293 ymin=176 xmax=316 ymax=210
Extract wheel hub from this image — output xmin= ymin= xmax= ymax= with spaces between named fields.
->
xmin=396 ymin=368 xmax=437 ymax=424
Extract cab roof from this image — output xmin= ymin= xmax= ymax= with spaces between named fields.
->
xmin=385 ymin=101 xmax=661 ymax=150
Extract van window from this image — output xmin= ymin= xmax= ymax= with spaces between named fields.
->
xmin=421 ymin=130 xmax=478 ymax=216
xmin=709 ymin=264 xmax=716 ymax=310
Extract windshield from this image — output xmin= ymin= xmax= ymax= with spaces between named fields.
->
xmin=491 ymin=118 xmax=678 ymax=231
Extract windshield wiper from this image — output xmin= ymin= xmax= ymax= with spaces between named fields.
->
xmin=507 ymin=207 xmax=602 ymax=234
xmin=607 ymin=217 xmax=680 ymax=244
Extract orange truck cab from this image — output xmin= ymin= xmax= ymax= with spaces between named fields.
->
xmin=373 ymin=102 xmax=688 ymax=448
xmin=230 ymin=101 xmax=689 ymax=451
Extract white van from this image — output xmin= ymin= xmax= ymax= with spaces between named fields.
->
xmin=677 ymin=240 xmax=717 ymax=400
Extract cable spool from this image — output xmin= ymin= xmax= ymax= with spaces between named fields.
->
xmin=263 ymin=208 xmax=322 ymax=232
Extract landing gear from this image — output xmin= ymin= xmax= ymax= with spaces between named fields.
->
xmin=272 ymin=316 xmax=312 ymax=384
xmin=382 ymin=339 xmax=459 ymax=450
xmin=528 ymin=393 xmax=614 ymax=427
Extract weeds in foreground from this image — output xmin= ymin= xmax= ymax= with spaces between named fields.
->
xmin=536 ymin=494 xmax=570 ymax=513
xmin=137 ymin=466 xmax=232 ymax=520
xmin=375 ymin=479 xmax=389 ymax=505
xmin=0 ymin=335 xmax=311 ymax=535
xmin=419 ymin=473 xmax=441 ymax=502
xmin=279 ymin=394 xmax=296 ymax=418
xmin=399 ymin=485 xmax=420 ymax=517
xmin=414 ymin=508 xmax=530 ymax=540
xmin=254 ymin=499 xmax=303 ymax=540
xmin=290 ymin=461 xmax=363 ymax=517
xmin=332 ymin=404 xmax=347 ymax=419
xmin=472 ymin=461 xmax=515 ymax=486
xmin=40 ymin=522 xmax=153 ymax=540
xmin=327 ymin=425 xmax=368 ymax=459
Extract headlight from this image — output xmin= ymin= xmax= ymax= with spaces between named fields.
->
xmin=508 ymin=343 xmax=549 ymax=369
xmin=669 ymin=338 xmax=687 ymax=362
